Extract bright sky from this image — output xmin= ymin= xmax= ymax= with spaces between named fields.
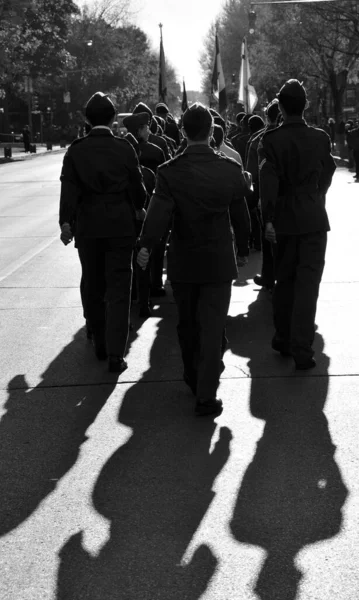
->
xmin=134 ymin=0 xmax=225 ymax=90
xmin=76 ymin=0 xmax=225 ymax=90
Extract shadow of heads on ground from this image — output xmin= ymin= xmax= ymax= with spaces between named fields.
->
xmin=0 ymin=327 xmax=119 ymax=536
xmin=57 ymin=313 xmax=232 ymax=600
xmin=229 ymin=333 xmax=348 ymax=600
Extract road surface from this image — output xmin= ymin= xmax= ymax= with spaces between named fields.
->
xmin=0 ymin=152 xmax=358 ymax=600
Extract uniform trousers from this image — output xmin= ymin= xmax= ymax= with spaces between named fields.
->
xmin=77 ymin=237 xmax=133 ymax=357
xmin=273 ymin=232 xmax=327 ymax=362
xmin=171 ymin=281 xmax=232 ymax=400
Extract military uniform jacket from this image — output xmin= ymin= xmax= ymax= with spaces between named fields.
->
xmin=259 ymin=118 xmax=336 ymax=234
xmin=139 ymin=145 xmax=250 ymax=284
xmin=139 ymin=140 xmax=166 ymax=173
xmin=148 ymin=133 xmax=171 ymax=160
xmin=59 ymin=128 xmax=146 ymax=239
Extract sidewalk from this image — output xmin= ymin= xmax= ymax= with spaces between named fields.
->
xmin=0 ymin=144 xmax=65 ymax=164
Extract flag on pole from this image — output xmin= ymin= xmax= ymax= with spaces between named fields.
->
xmin=159 ymin=24 xmax=167 ymax=103
xmin=238 ymin=37 xmax=258 ymax=113
xmin=182 ymin=79 xmax=188 ymax=113
xmin=211 ymin=31 xmax=228 ymax=114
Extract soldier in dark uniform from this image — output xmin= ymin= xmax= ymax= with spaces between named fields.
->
xmin=247 ymin=100 xmax=280 ymax=289
xmin=153 ymin=115 xmax=177 ymax=154
xmin=123 ymin=112 xmax=168 ymax=297
xmin=132 ymin=102 xmax=171 ymax=160
xmin=232 ymin=114 xmax=251 ymax=163
xmin=59 ymin=92 xmax=147 ymax=373
xmin=259 ymin=79 xmax=336 ymax=369
xmin=137 ymin=103 xmax=250 ymax=416
xmin=123 ymin=113 xmax=165 ymax=172
xmin=155 ymin=103 xmax=181 ymax=146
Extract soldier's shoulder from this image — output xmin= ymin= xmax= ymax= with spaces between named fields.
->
xmin=158 ymin=152 xmax=186 ymax=171
xmin=309 ymin=125 xmax=331 ymax=140
xmin=68 ymin=136 xmax=86 ymax=150
xmin=216 ymin=152 xmax=243 ymax=170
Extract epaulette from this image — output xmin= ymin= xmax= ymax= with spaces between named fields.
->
xmin=218 ymin=153 xmax=243 ymax=169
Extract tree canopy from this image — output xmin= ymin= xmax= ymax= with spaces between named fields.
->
xmin=200 ymin=0 xmax=359 ymax=123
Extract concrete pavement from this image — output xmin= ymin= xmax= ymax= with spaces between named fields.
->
xmin=0 ymin=154 xmax=358 ymax=599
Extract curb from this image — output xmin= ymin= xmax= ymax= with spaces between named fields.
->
xmin=0 ymin=147 xmax=66 ymax=165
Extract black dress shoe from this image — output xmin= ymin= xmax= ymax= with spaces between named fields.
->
xmin=271 ymin=336 xmax=291 ymax=357
xmin=139 ymin=304 xmax=152 ymax=318
xmin=150 ymin=286 xmax=166 ymax=297
xmin=295 ymin=357 xmax=316 ymax=370
xmin=254 ymin=275 xmax=274 ymax=290
xmin=195 ymin=398 xmax=223 ymax=417
xmin=108 ymin=357 xmax=128 ymax=374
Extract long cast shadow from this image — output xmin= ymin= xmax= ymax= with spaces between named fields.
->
xmin=56 ymin=305 xmax=231 ymax=600
xmin=226 ymin=292 xmax=348 ymax=599
xmin=0 ymin=327 xmax=119 ymax=536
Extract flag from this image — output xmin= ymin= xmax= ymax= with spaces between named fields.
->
xmin=182 ymin=79 xmax=188 ymax=113
xmin=159 ymin=26 xmax=167 ymax=103
xmin=211 ymin=31 xmax=228 ymax=114
xmin=238 ymin=37 xmax=258 ymax=113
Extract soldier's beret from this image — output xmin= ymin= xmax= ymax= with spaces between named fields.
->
xmin=277 ymin=79 xmax=306 ymax=101
xmin=133 ymin=102 xmax=153 ymax=118
xmin=85 ymin=92 xmax=116 ymax=122
xmin=156 ymin=103 xmax=169 ymax=115
xmin=122 ymin=112 xmax=150 ymax=133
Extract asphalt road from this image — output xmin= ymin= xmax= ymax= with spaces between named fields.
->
xmin=0 ymin=153 xmax=358 ymax=600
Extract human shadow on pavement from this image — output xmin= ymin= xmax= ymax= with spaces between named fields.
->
xmin=0 ymin=327 xmax=120 ymax=536
xmin=226 ymin=294 xmax=348 ymax=600
xmin=56 ymin=309 xmax=231 ymax=600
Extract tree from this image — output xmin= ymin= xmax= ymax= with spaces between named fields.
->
xmin=200 ymin=0 xmax=359 ymax=123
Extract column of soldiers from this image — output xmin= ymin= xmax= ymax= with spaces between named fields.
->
xmin=59 ymin=78 xmax=336 ymax=416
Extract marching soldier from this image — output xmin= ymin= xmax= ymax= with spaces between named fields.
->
xmin=137 ymin=103 xmax=250 ymax=416
xmin=59 ymin=92 xmax=146 ymax=373
xmin=132 ymin=102 xmax=171 ymax=160
xmin=155 ymin=103 xmax=181 ymax=146
xmin=259 ymin=79 xmax=336 ymax=369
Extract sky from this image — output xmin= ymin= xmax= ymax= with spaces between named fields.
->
xmin=77 ymin=0 xmax=225 ymax=90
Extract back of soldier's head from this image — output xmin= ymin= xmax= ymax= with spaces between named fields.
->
xmin=182 ymin=103 xmax=213 ymax=141
xmin=85 ymin=92 xmax=116 ymax=127
xmin=277 ymin=79 xmax=307 ymax=116
xmin=236 ymin=112 xmax=246 ymax=125
xmin=212 ymin=124 xmax=224 ymax=148
xmin=249 ymin=115 xmax=264 ymax=134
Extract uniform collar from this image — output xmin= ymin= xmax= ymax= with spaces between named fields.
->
xmin=89 ymin=126 xmax=114 ymax=136
xmin=184 ymin=144 xmax=214 ymax=155
xmin=282 ymin=116 xmax=307 ymax=126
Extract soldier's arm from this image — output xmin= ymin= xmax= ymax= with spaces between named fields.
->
xmin=139 ymin=170 xmax=175 ymax=251
xmin=229 ymin=166 xmax=251 ymax=256
xmin=319 ymin=132 xmax=337 ymax=195
xmin=126 ymin=146 xmax=147 ymax=210
xmin=59 ymin=150 xmax=80 ymax=227
xmin=258 ymin=136 xmax=279 ymax=223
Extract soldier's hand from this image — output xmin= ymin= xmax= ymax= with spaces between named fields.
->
xmin=265 ymin=222 xmax=276 ymax=244
xmin=60 ymin=222 xmax=73 ymax=246
xmin=137 ymin=247 xmax=150 ymax=270
xmin=136 ymin=208 xmax=146 ymax=222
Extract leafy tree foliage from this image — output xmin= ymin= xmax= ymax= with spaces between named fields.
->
xmin=200 ymin=0 xmax=359 ymax=123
